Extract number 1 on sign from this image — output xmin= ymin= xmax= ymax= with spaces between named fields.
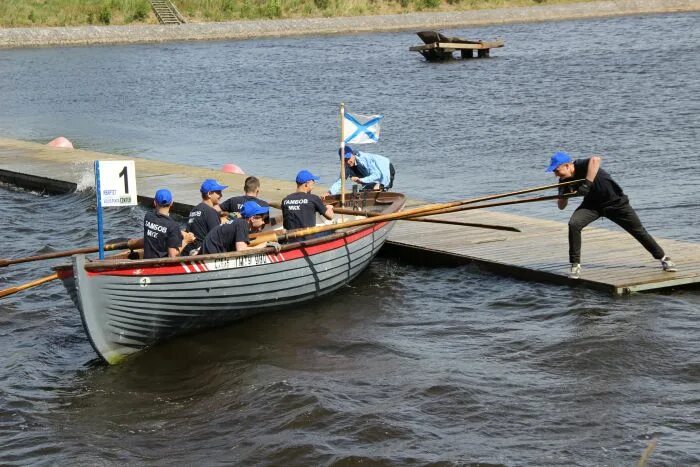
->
xmin=119 ymin=165 xmax=129 ymax=194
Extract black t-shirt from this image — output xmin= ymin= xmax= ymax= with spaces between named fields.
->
xmin=186 ymin=202 xmax=220 ymax=244
xmin=559 ymin=158 xmax=628 ymax=209
xmin=282 ymin=192 xmax=327 ymax=230
xmin=220 ymin=195 xmax=269 ymax=214
xmin=143 ymin=211 xmax=183 ymax=259
xmin=201 ymin=219 xmax=250 ymax=254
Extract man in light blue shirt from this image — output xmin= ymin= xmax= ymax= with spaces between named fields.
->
xmin=326 ymin=146 xmax=395 ymax=196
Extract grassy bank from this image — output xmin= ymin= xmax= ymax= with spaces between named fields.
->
xmin=1 ymin=0 xmax=593 ymax=27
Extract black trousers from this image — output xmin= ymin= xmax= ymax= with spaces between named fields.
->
xmin=568 ymin=202 xmax=665 ymax=264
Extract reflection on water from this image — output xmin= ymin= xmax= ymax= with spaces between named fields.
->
xmin=1 ymin=11 xmax=699 ymax=465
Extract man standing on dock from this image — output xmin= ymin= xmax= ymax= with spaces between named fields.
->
xmin=326 ymin=146 xmax=395 ymax=196
xmin=144 ymin=189 xmax=195 ymax=259
xmin=546 ymin=152 xmax=676 ymax=279
xmin=184 ymin=179 xmax=228 ymax=255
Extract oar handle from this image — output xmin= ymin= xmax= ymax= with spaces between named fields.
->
xmin=0 ymin=237 xmax=143 ymax=267
xmin=0 ymin=273 xmax=59 ymax=299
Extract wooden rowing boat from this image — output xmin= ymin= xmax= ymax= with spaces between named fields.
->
xmin=54 ymin=192 xmax=405 ymax=364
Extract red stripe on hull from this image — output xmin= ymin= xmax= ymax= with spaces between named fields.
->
xmin=87 ymin=221 xmax=389 ymax=277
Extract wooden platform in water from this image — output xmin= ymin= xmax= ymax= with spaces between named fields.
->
xmin=1 ymin=137 xmax=698 ymax=296
xmin=410 ymin=30 xmax=504 ymax=61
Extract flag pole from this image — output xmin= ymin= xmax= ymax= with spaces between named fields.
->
xmin=340 ymin=103 xmax=346 ymax=208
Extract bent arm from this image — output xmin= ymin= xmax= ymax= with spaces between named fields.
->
xmin=358 ymin=159 xmax=382 ymax=184
xmin=586 ymin=156 xmax=601 ymax=182
xmin=323 ymin=206 xmax=334 ymax=220
xmin=558 ymin=197 xmax=568 ymax=210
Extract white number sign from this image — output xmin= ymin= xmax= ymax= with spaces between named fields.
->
xmin=98 ymin=160 xmax=137 ymax=207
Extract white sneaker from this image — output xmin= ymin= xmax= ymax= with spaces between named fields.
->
xmin=661 ymin=256 xmax=677 ymax=272
xmin=569 ymin=263 xmax=581 ymax=279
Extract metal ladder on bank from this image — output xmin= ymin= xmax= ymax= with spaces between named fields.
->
xmin=149 ymin=0 xmax=186 ymax=25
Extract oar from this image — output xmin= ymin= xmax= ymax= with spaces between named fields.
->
xmin=0 ymin=273 xmax=59 ymax=299
xmin=0 ymin=238 xmax=144 ymax=268
xmin=404 ymin=192 xmax=576 ymax=217
xmin=252 ymin=181 xmax=581 ymax=245
xmin=330 ymin=206 xmax=521 ymax=232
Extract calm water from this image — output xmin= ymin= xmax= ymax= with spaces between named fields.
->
xmin=1 ymin=12 xmax=699 ymax=465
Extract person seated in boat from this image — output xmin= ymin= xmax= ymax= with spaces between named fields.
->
xmin=220 ymin=176 xmax=269 ymax=215
xmin=184 ymin=178 xmax=228 ymax=255
xmin=143 ymin=189 xmax=195 ymax=259
xmin=201 ymin=201 xmax=281 ymax=254
xmin=325 ymin=146 xmax=395 ymax=197
xmin=282 ymin=170 xmax=334 ymax=234
xmin=220 ymin=175 xmax=278 ymax=227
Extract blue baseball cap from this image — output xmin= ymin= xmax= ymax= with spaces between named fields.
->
xmin=240 ymin=200 xmax=269 ymax=218
xmin=154 ymin=188 xmax=173 ymax=206
xmin=295 ymin=170 xmax=320 ymax=184
xmin=546 ymin=152 xmax=573 ymax=172
xmin=200 ymin=179 xmax=228 ymax=193
xmin=338 ymin=146 xmax=354 ymax=159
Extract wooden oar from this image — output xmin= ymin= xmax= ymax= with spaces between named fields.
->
xmin=404 ymin=192 xmax=576 ymax=217
xmin=0 ymin=238 xmax=144 ymax=268
xmin=330 ymin=206 xmax=521 ymax=232
xmin=252 ymin=181 xmax=581 ymax=245
xmin=0 ymin=273 xmax=59 ymax=299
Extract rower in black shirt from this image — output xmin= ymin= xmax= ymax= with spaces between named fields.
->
xmin=143 ymin=189 xmax=195 ymax=259
xmin=201 ymin=201 xmax=281 ymax=254
xmin=220 ymin=176 xmax=269 ymax=215
xmin=184 ymin=178 xmax=228 ymax=255
xmin=282 ymin=170 xmax=334 ymax=231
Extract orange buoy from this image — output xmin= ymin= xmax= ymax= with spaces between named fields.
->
xmin=222 ymin=163 xmax=245 ymax=174
xmin=47 ymin=137 xmax=74 ymax=149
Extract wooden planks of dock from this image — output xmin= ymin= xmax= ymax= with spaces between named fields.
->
xmin=386 ymin=209 xmax=700 ymax=295
xmin=1 ymin=137 xmax=698 ymax=295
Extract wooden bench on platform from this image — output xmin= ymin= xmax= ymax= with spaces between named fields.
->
xmin=410 ymin=30 xmax=504 ymax=61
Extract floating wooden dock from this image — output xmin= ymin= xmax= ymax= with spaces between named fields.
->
xmin=410 ymin=30 xmax=504 ymax=61
xmin=1 ymin=137 xmax=698 ymax=295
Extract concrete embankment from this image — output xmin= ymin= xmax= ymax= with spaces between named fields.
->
xmin=0 ymin=0 xmax=698 ymax=49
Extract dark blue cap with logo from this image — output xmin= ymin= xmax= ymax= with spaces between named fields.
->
xmin=295 ymin=170 xmax=320 ymax=184
xmin=154 ymin=189 xmax=173 ymax=206
xmin=546 ymin=152 xmax=573 ymax=172
xmin=338 ymin=146 xmax=354 ymax=159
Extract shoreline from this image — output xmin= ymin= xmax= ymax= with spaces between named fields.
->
xmin=0 ymin=0 xmax=698 ymax=49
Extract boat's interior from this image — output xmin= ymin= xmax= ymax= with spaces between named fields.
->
xmin=58 ymin=191 xmax=406 ymax=272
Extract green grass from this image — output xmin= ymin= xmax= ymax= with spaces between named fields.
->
xmin=0 ymin=0 xmax=592 ymax=27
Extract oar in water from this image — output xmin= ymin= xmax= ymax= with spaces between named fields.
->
xmin=0 ymin=238 xmax=144 ymax=268
xmin=0 ymin=273 xmax=59 ymax=299
xmin=252 ymin=181 xmax=581 ymax=245
xmin=330 ymin=206 xmax=521 ymax=232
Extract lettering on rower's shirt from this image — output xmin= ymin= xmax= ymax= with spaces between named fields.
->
xmin=283 ymin=198 xmax=310 ymax=211
xmin=145 ymin=220 xmax=169 ymax=238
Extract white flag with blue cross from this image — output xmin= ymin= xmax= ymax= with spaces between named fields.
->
xmin=342 ymin=111 xmax=383 ymax=144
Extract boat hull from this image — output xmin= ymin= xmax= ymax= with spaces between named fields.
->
xmin=67 ymin=220 xmax=395 ymax=364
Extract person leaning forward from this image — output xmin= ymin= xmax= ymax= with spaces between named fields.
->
xmin=201 ymin=201 xmax=281 ymax=254
xmin=184 ymin=178 xmax=228 ymax=255
xmin=547 ymin=151 xmax=676 ymax=279
xmin=143 ymin=189 xmax=195 ymax=259
xmin=283 ymin=170 xmax=334 ymax=231
xmin=326 ymin=146 xmax=395 ymax=196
